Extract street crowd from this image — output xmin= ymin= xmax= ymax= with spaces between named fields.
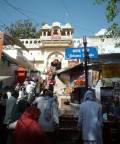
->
xmin=0 ymin=78 xmax=59 ymax=144
xmin=1 ymin=76 xmax=119 ymax=144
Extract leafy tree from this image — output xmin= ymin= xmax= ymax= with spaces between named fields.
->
xmin=106 ymin=23 xmax=120 ymax=37
xmin=95 ymin=0 xmax=120 ymax=45
xmin=4 ymin=19 xmax=42 ymax=39
xmin=96 ymin=0 xmax=120 ymax=22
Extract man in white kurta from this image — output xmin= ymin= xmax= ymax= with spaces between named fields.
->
xmin=77 ymin=90 xmax=103 ymax=144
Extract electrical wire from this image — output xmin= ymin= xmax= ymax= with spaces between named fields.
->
xmin=3 ymin=0 xmax=31 ymax=19
xmin=1 ymin=0 xmax=110 ymax=37
xmin=1 ymin=0 xmax=96 ymax=34
xmin=60 ymin=0 xmax=95 ymax=35
xmin=60 ymin=0 xmax=73 ymax=23
xmin=0 ymin=19 xmax=6 ymax=26
xmin=0 ymin=0 xmax=16 ymax=25
xmin=2 ymin=0 xmax=40 ymax=26
xmin=0 ymin=19 xmax=8 ymax=31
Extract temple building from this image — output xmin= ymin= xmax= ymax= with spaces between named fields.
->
xmin=21 ymin=22 xmax=74 ymax=72
xmin=16 ymin=22 xmax=120 ymax=72
xmin=1 ymin=22 xmax=120 ymax=91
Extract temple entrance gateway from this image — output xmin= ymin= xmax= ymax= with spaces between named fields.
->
xmin=46 ymin=52 xmax=64 ymax=70
xmin=51 ymin=59 xmax=61 ymax=70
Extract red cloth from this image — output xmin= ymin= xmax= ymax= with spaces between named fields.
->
xmin=14 ymin=106 xmax=49 ymax=144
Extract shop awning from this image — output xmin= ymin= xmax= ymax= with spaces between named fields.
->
xmin=4 ymin=34 xmax=29 ymax=52
xmin=0 ymin=76 xmax=12 ymax=81
xmin=56 ymin=63 xmax=84 ymax=84
xmin=2 ymin=51 xmax=36 ymax=70
xmin=89 ymin=53 xmax=120 ymax=64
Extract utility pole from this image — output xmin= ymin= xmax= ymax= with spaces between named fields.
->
xmin=0 ymin=32 xmax=3 ymax=61
xmin=83 ymin=36 xmax=89 ymax=89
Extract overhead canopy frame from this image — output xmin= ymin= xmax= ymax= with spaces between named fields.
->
xmin=56 ymin=63 xmax=84 ymax=84
xmin=4 ymin=34 xmax=29 ymax=52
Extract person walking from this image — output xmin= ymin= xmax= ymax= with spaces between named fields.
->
xmin=14 ymin=106 xmax=49 ymax=144
xmin=3 ymin=90 xmax=19 ymax=144
xmin=77 ymin=90 xmax=103 ymax=144
xmin=11 ymin=93 xmax=30 ymax=123
xmin=33 ymin=89 xmax=59 ymax=144
xmin=0 ymin=92 xmax=6 ymax=144
xmin=4 ymin=90 xmax=19 ymax=126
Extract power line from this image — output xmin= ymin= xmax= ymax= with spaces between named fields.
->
xmin=0 ymin=0 xmax=16 ymax=25
xmin=0 ymin=19 xmax=8 ymax=30
xmin=73 ymin=24 xmax=95 ymax=34
xmin=1 ymin=0 xmax=96 ymax=35
xmin=0 ymin=19 xmax=6 ymax=26
xmin=2 ymin=0 xmax=40 ymax=26
xmin=3 ymin=0 xmax=30 ymax=19
xmin=60 ymin=0 xmax=95 ymax=35
xmin=60 ymin=0 xmax=72 ymax=23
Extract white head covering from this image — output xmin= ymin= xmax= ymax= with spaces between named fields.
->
xmin=83 ymin=90 xmax=96 ymax=102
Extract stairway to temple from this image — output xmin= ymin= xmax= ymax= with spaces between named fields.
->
xmin=54 ymin=76 xmax=66 ymax=96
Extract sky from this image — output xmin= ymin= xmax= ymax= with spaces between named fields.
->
xmin=0 ymin=0 xmax=119 ymax=37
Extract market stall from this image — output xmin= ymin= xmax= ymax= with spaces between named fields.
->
xmin=57 ymin=63 xmax=86 ymax=105
xmin=57 ymin=53 xmax=120 ymax=143
xmin=91 ymin=54 xmax=120 ymax=143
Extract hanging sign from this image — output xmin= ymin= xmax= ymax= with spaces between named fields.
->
xmin=65 ymin=47 xmax=98 ymax=60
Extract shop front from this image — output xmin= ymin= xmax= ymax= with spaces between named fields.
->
xmin=57 ymin=53 xmax=120 ymax=143
xmin=91 ymin=54 xmax=120 ymax=143
xmin=57 ymin=63 xmax=85 ymax=106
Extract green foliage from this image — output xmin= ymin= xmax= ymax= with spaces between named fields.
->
xmin=4 ymin=19 xmax=43 ymax=39
xmin=95 ymin=0 xmax=119 ymax=22
xmin=95 ymin=0 xmax=120 ymax=47
xmin=107 ymin=23 xmax=120 ymax=37
xmin=106 ymin=0 xmax=118 ymax=22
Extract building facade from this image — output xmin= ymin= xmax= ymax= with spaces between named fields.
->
xmin=19 ymin=22 xmax=120 ymax=72
xmin=21 ymin=22 xmax=74 ymax=72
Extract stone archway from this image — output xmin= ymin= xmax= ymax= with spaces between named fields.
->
xmin=51 ymin=59 xmax=61 ymax=70
xmin=46 ymin=52 xmax=64 ymax=69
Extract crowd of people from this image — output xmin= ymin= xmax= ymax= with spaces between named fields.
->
xmin=0 ymin=76 xmax=120 ymax=144
xmin=0 ymin=78 xmax=59 ymax=144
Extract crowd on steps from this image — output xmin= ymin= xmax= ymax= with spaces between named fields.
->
xmin=0 ymin=77 xmax=104 ymax=144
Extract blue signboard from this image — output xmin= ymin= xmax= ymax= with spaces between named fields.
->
xmin=87 ymin=47 xmax=98 ymax=58
xmin=65 ymin=47 xmax=98 ymax=60
xmin=65 ymin=48 xmax=83 ymax=60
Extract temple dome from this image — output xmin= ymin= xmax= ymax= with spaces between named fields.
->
xmin=62 ymin=23 xmax=72 ymax=29
xmin=42 ymin=24 xmax=50 ymax=29
xmin=52 ymin=22 xmax=61 ymax=28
